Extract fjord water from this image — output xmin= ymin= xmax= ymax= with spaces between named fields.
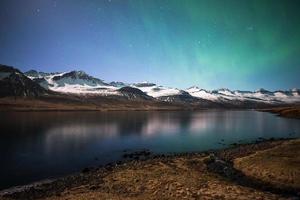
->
xmin=1 ymin=111 xmax=300 ymax=190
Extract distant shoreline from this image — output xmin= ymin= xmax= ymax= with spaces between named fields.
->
xmin=1 ymin=97 xmax=299 ymax=113
xmin=0 ymin=97 xmax=185 ymax=112
xmin=259 ymin=107 xmax=300 ymax=119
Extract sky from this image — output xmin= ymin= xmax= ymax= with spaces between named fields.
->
xmin=0 ymin=0 xmax=299 ymax=90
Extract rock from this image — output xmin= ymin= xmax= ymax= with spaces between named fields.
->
xmin=230 ymin=143 xmax=238 ymax=147
xmin=81 ymin=168 xmax=90 ymax=173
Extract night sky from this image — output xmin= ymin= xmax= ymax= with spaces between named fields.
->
xmin=0 ymin=0 xmax=299 ymax=90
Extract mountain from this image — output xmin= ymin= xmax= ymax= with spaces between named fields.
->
xmin=132 ymin=83 xmax=183 ymax=98
xmin=52 ymin=71 xmax=107 ymax=86
xmin=25 ymin=70 xmax=118 ymax=95
xmin=24 ymin=69 xmax=157 ymax=101
xmin=24 ymin=70 xmax=60 ymax=79
xmin=186 ymin=86 xmax=300 ymax=105
xmin=118 ymin=86 xmax=153 ymax=100
xmin=157 ymin=90 xmax=197 ymax=103
xmin=186 ymin=86 xmax=219 ymax=101
xmin=0 ymin=65 xmax=299 ymax=108
xmin=109 ymin=81 xmax=126 ymax=87
xmin=22 ymin=68 xmax=300 ymax=105
xmin=0 ymin=65 xmax=48 ymax=97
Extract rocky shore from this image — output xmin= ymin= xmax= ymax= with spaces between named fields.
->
xmin=1 ymin=138 xmax=299 ymax=200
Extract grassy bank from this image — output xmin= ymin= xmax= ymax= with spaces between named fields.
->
xmin=260 ymin=107 xmax=300 ymax=119
xmin=234 ymin=139 xmax=300 ymax=190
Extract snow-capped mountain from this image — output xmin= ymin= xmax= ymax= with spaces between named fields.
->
xmin=131 ymin=82 xmax=183 ymax=98
xmin=24 ymin=70 xmax=191 ymax=99
xmin=2 ymin=64 xmax=299 ymax=109
xmin=186 ymin=87 xmax=219 ymax=101
xmin=186 ymin=86 xmax=300 ymax=104
xmin=18 ymin=68 xmax=300 ymax=105
xmin=109 ymin=81 xmax=126 ymax=88
xmin=25 ymin=70 xmax=120 ymax=96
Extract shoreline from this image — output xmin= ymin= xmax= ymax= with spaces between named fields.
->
xmin=1 ymin=138 xmax=299 ymax=200
xmin=1 ymin=97 xmax=299 ymax=113
xmin=0 ymin=108 xmax=254 ymax=113
xmin=259 ymin=107 xmax=300 ymax=119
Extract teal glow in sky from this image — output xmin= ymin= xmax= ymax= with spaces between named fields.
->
xmin=0 ymin=0 xmax=299 ymax=90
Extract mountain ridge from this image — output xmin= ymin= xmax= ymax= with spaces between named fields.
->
xmin=0 ymin=64 xmax=299 ymax=109
xmin=21 ymin=68 xmax=300 ymax=104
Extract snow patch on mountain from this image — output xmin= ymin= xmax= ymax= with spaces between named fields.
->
xmin=132 ymin=83 xmax=182 ymax=98
xmin=23 ymin=69 xmax=300 ymax=103
xmin=25 ymin=70 xmax=120 ymax=95
xmin=49 ymin=84 xmax=119 ymax=95
xmin=186 ymin=87 xmax=219 ymax=101
xmin=186 ymin=86 xmax=300 ymax=103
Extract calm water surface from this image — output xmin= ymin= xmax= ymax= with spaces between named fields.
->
xmin=0 ymin=110 xmax=300 ymax=189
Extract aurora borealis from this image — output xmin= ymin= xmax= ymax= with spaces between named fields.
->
xmin=0 ymin=0 xmax=299 ymax=90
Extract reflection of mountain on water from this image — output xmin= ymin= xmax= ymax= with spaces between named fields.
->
xmin=2 ymin=111 xmax=300 ymax=139
xmin=2 ymin=111 xmax=300 ymax=155
xmin=1 ymin=111 xmax=300 ymax=190
xmin=43 ymin=112 xmax=191 ymax=140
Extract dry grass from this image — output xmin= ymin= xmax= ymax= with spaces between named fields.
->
xmin=40 ymin=156 xmax=285 ymax=200
xmin=234 ymin=139 xmax=300 ymax=190
xmin=260 ymin=107 xmax=300 ymax=119
xmin=2 ymin=155 xmax=292 ymax=200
